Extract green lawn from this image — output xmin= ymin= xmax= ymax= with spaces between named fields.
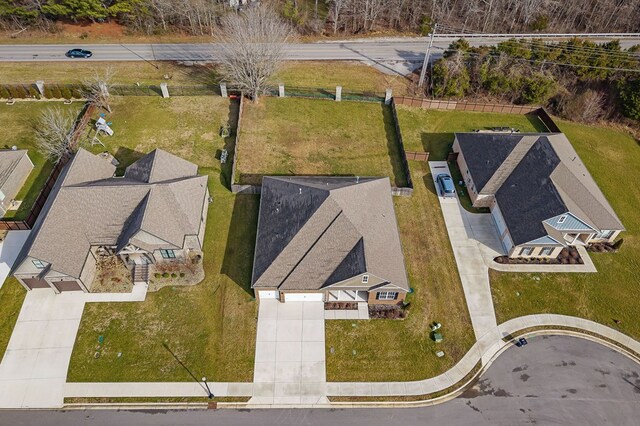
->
xmin=68 ymin=96 xmax=258 ymax=382
xmin=237 ymin=97 xmax=408 ymax=186
xmin=0 ymin=278 xmax=26 ymax=360
xmin=491 ymin=121 xmax=640 ymax=340
xmin=0 ymin=102 xmax=81 ymax=221
xmin=325 ymin=162 xmax=475 ymax=381
xmin=396 ymin=107 xmax=547 ymax=213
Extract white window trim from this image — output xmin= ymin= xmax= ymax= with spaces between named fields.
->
xmin=32 ymin=259 xmax=46 ymax=269
xmin=558 ymin=215 xmax=567 ymax=224
xmin=520 ymin=247 xmax=534 ymax=256
xmin=362 ymin=274 xmax=369 ymax=284
xmin=540 ymin=247 xmax=554 ymax=256
xmin=160 ymin=249 xmax=176 ymax=259
xmin=377 ymin=291 xmax=398 ymax=301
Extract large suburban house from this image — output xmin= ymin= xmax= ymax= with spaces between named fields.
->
xmin=251 ymin=176 xmax=410 ymax=305
xmin=0 ymin=149 xmax=33 ymax=217
xmin=453 ymin=132 xmax=624 ymax=259
xmin=12 ymin=148 xmax=209 ymax=293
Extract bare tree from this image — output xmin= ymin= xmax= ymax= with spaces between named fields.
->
xmin=35 ymin=107 xmax=76 ymax=163
xmin=83 ymin=67 xmax=115 ymax=113
xmin=214 ymin=6 xmax=295 ymax=102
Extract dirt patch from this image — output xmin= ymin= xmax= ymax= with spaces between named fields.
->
xmin=60 ymin=21 xmax=127 ymax=38
xmin=148 ymin=256 xmax=204 ymax=292
xmin=368 ymin=304 xmax=406 ymax=319
xmin=90 ymin=255 xmax=133 ymax=293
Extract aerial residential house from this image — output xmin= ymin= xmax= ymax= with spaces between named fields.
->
xmin=453 ymin=132 xmax=624 ymax=258
xmin=12 ymin=148 xmax=209 ymax=292
xmin=251 ymin=176 xmax=410 ymax=305
xmin=0 ymin=149 xmax=33 ymax=217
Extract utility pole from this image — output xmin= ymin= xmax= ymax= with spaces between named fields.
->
xmin=418 ymin=23 xmax=437 ymax=88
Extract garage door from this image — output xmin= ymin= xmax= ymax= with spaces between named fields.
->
xmin=284 ymin=293 xmax=324 ymax=302
xmin=53 ymin=280 xmax=82 ymax=292
xmin=258 ymin=290 xmax=279 ymax=299
xmin=23 ymin=277 xmax=50 ymax=289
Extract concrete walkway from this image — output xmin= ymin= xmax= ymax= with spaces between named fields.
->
xmin=0 ymin=230 xmax=30 ymax=290
xmin=428 ymin=162 xmax=500 ymax=345
xmin=250 ymin=299 xmax=327 ymax=405
xmin=0 ymin=283 xmax=149 ymax=409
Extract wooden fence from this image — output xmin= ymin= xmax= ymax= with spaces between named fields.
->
xmin=405 ymin=151 xmax=430 ymax=162
xmin=394 ymin=97 xmax=540 ymax=114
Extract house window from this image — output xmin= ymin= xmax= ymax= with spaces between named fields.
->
xmin=362 ymin=275 xmax=369 ymax=284
xmin=520 ymin=247 xmax=534 ymax=256
xmin=376 ymin=291 xmax=398 ymax=301
xmin=160 ymin=249 xmax=176 ymax=259
xmin=540 ymin=247 xmax=554 ymax=256
xmin=32 ymin=259 xmax=46 ymax=269
xmin=599 ymin=230 xmax=614 ymax=239
xmin=558 ymin=215 xmax=567 ymax=224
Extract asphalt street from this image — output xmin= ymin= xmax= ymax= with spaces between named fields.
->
xmin=1 ymin=335 xmax=638 ymax=425
xmin=1 ymin=37 xmax=639 ymax=62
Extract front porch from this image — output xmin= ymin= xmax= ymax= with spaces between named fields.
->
xmin=326 ymin=289 xmax=368 ymax=303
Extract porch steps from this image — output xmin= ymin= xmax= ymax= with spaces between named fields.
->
xmin=133 ymin=264 xmax=149 ymax=284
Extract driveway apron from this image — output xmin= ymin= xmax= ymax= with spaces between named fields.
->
xmin=250 ymin=299 xmax=327 ymax=405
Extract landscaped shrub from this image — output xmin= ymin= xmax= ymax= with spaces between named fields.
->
xmin=49 ymin=85 xmax=62 ymax=99
xmin=28 ymin=86 xmax=41 ymax=99
xmin=60 ymin=86 xmax=72 ymax=100
xmin=162 ymin=272 xmax=169 ymax=278
xmin=179 ymin=272 xmax=185 ymax=278
xmin=70 ymin=86 xmax=84 ymax=99
xmin=154 ymin=272 xmax=162 ymax=278
xmin=0 ymin=86 xmax=9 ymax=99
xmin=170 ymin=273 xmax=177 ymax=278
xmin=9 ymin=85 xmax=27 ymax=98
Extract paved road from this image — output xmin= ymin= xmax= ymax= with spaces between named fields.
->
xmin=1 ymin=37 xmax=639 ymax=62
xmin=1 ymin=335 xmax=638 ymax=425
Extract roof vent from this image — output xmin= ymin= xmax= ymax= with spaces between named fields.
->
xmin=299 ymin=188 xmax=302 ymax=195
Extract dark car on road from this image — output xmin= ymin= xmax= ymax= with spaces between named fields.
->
xmin=65 ymin=48 xmax=93 ymax=58
xmin=436 ymin=173 xmax=456 ymax=197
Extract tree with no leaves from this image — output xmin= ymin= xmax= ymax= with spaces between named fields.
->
xmin=83 ymin=67 xmax=115 ymax=112
xmin=35 ymin=107 xmax=76 ymax=163
xmin=214 ymin=6 xmax=294 ymax=102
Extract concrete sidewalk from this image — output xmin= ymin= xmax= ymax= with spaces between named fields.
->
xmin=428 ymin=161 xmax=500 ymax=345
xmin=0 ymin=230 xmax=30 ymax=290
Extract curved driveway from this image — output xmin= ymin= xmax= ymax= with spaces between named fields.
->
xmin=1 ymin=335 xmax=639 ymax=425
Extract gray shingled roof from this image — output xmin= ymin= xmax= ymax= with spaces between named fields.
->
xmin=14 ymin=149 xmax=208 ymax=278
xmin=457 ymin=132 xmax=624 ymax=246
xmin=252 ymin=176 xmax=409 ymax=292
xmin=0 ymin=149 xmax=29 ymax=189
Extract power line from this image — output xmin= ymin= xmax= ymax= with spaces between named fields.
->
xmin=432 ymin=45 xmax=640 ymax=73
xmin=436 ymin=24 xmax=640 ymax=60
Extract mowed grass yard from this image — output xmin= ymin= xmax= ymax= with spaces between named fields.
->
xmin=491 ymin=121 xmax=640 ymax=340
xmin=0 ymin=278 xmax=27 ymax=360
xmin=68 ymin=96 xmax=258 ymax=382
xmin=0 ymin=61 xmax=410 ymax=95
xmin=237 ymin=97 xmax=408 ymax=186
xmin=0 ymin=102 xmax=81 ymax=220
xmin=325 ymin=162 xmax=475 ymax=381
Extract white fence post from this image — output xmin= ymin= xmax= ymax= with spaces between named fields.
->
xmin=36 ymin=81 xmax=45 ymax=97
xmin=220 ymin=83 xmax=228 ymax=98
xmin=385 ymin=88 xmax=392 ymax=105
xmin=278 ymin=83 xmax=285 ymax=97
xmin=335 ymin=86 xmax=342 ymax=102
xmin=160 ymin=82 xmax=170 ymax=98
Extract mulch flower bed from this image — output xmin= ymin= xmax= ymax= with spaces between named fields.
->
xmin=494 ymin=246 xmax=583 ymax=265
xmin=587 ymin=242 xmax=618 ymax=253
xmin=368 ymin=305 xmax=406 ymax=319
xmin=324 ymin=302 xmax=358 ymax=310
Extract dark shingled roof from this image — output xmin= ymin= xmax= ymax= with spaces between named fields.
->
xmin=251 ymin=176 xmax=409 ymax=292
xmin=455 ymin=133 xmax=521 ymax=192
xmin=495 ymin=137 xmax=567 ymax=245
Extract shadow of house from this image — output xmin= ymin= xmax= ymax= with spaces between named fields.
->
xmin=114 ymin=147 xmax=145 ymax=174
xmin=381 ymin=104 xmax=409 ymax=188
xmin=422 ymin=171 xmax=438 ymax=196
xmin=220 ymin=194 xmax=259 ymax=296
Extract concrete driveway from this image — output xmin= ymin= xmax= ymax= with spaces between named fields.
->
xmin=250 ymin=299 xmax=327 ymax=405
xmin=0 ymin=230 xmax=30 ymax=290
xmin=0 ymin=289 xmax=86 ymax=408
xmin=429 ymin=162 xmax=503 ymax=346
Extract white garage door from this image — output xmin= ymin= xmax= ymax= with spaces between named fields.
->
xmin=284 ymin=293 xmax=324 ymax=302
xmin=258 ymin=290 xmax=279 ymax=299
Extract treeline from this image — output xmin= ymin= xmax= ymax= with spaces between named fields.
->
xmin=2 ymin=0 xmax=640 ymax=36
xmin=431 ymin=38 xmax=640 ymax=122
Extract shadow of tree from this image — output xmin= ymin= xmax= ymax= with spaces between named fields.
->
xmin=220 ymin=194 xmax=259 ymax=297
xmin=219 ymin=98 xmax=240 ymax=189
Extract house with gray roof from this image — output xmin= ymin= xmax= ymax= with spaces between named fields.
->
xmin=12 ymin=148 xmax=209 ymax=293
xmin=251 ymin=176 xmax=410 ymax=305
xmin=0 ymin=149 xmax=33 ymax=217
xmin=453 ymin=132 xmax=624 ymax=259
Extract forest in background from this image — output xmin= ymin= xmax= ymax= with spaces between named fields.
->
xmin=1 ymin=0 xmax=640 ymax=36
